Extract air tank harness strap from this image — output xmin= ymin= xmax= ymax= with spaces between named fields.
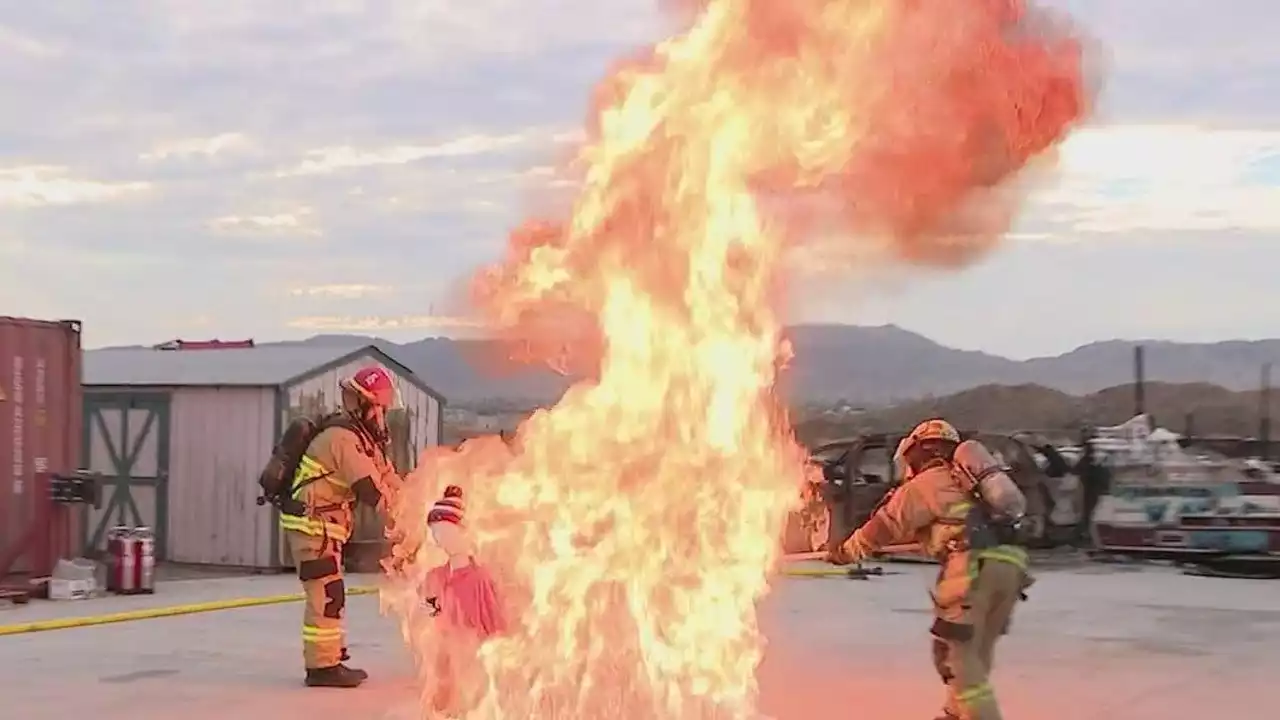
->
xmin=971 ymin=545 xmax=1032 ymax=601
xmin=278 ymin=496 xmax=347 ymax=518
xmin=975 ymin=545 xmax=1029 ymax=570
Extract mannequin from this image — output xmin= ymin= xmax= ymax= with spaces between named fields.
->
xmin=429 ymin=520 xmax=474 ymax=570
xmin=421 ymin=486 xmax=504 ymax=714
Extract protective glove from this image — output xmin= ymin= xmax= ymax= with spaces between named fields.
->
xmin=826 ymin=540 xmax=863 ymax=566
xmin=827 ymin=528 xmax=874 ymax=565
xmin=826 ymin=545 xmax=853 ymax=566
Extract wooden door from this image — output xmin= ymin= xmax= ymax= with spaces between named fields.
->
xmin=82 ymin=392 xmax=171 ymax=558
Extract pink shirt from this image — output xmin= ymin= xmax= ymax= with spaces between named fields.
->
xmin=422 ymin=561 xmax=506 ymax=639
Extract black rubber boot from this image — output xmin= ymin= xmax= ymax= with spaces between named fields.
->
xmin=338 ymin=648 xmax=368 ymax=681
xmin=305 ymin=664 xmax=366 ymax=688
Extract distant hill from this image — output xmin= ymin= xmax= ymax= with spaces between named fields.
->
xmin=796 ymin=381 xmax=1277 ymax=441
xmin=268 ymin=324 xmax=1280 ymax=406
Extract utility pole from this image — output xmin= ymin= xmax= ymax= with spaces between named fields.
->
xmin=1261 ymin=363 xmax=1272 ymax=460
xmin=1133 ymin=345 xmax=1146 ymax=416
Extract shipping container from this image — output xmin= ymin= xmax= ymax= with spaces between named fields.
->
xmin=0 ymin=317 xmax=84 ymax=578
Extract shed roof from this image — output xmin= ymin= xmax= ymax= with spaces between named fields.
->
xmin=84 ymin=344 xmax=446 ymax=403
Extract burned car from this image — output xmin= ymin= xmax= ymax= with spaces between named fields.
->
xmin=782 ymin=432 xmax=1076 ymax=554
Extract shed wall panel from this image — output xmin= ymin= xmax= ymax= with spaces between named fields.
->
xmin=403 ymin=381 xmax=440 ymax=455
xmin=167 ymin=387 xmax=277 ymax=568
xmin=426 ymin=392 xmax=440 ymax=448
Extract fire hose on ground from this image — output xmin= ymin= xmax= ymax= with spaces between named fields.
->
xmin=0 ymin=586 xmax=380 ymax=637
xmin=780 ymin=543 xmax=923 ymax=579
xmin=0 ymin=544 xmax=920 ymax=637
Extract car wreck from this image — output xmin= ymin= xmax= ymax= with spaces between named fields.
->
xmin=784 ymin=431 xmax=1084 ymax=555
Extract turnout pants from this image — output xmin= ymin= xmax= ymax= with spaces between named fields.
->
xmin=287 ymin=530 xmax=347 ymax=670
xmin=932 ymin=559 xmax=1025 ymax=720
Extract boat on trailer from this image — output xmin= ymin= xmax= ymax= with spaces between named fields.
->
xmin=1089 ymin=415 xmax=1280 ymax=575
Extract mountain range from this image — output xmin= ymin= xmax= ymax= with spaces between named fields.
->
xmin=269 ymin=324 xmax=1280 ymax=406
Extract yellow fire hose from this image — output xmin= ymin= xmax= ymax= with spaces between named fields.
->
xmin=0 ymin=586 xmax=379 ymax=637
xmin=0 ymin=547 xmax=917 ymax=637
xmin=782 ymin=565 xmax=885 ymax=578
xmin=778 ymin=544 xmax=927 ymax=578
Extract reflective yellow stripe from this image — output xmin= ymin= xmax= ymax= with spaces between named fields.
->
xmin=280 ymin=513 xmax=350 ymax=542
xmin=945 ymin=501 xmax=972 ymax=518
xmin=282 ymin=453 xmax=353 ymax=540
xmin=302 ymin=625 xmax=343 ymax=642
xmin=958 ymin=682 xmax=993 ymax=703
xmin=279 ymin=514 xmax=317 ymax=534
xmin=291 ymin=455 xmax=330 ymax=493
xmin=977 ymin=545 xmax=1029 ymax=570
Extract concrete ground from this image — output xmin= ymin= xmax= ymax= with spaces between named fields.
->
xmin=1 ymin=561 xmax=1277 ymax=720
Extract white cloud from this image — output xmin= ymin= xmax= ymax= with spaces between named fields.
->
xmin=1031 ymin=124 xmax=1280 ymax=234
xmin=1004 ymin=232 xmax=1054 ymax=243
xmin=289 ymin=284 xmax=392 ymax=299
xmin=0 ymin=166 xmax=151 ymax=206
xmin=288 ymin=314 xmax=485 ymax=331
xmin=0 ymin=24 xmax=61 ymax=58
xmin=208 ymin=207 xmax=321 ymax=238
xmin=0 ymin=236 xmax=25 ymax=255
xmin=140 ymin=133 xmax=255 ymax=162
xmin=371 ymin=0 xmax=661 ymax=60
xmin=277 ymin=132 xmax=538 ymax=177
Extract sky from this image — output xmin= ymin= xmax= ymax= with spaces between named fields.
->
xmin=0 ymin=0 xmax=1275 ymax=359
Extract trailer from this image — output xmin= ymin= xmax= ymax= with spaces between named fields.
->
xmin=1089 ymin=415 xmax=1280 ymax=575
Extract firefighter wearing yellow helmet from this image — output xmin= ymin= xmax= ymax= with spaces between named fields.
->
xmin=828 ymin=419 xmax=1032 ymax=720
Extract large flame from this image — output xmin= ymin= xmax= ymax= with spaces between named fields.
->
xmin=385 ymin=0 xmax=1088 ymax=717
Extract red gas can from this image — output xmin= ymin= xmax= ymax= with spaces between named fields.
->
xmin=106 ymin=526 xmax=156 ymax=594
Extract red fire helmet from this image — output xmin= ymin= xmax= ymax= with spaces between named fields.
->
xmin=342 ymin=366 xmax=396 ymax=408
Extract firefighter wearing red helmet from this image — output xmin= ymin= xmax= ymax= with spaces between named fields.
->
xmin=279 ymin=366 xmax=404 ymax=688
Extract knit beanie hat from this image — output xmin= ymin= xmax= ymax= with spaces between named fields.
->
xmin=427 ymin=485 xmax=464 ymax=525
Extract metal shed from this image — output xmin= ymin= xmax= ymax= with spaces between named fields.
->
xmin=81 ymin=343 xmax=446 ymax=569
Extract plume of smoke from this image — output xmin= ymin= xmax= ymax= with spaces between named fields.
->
xmin=470 ymin=0 xmax=1094 ymax=375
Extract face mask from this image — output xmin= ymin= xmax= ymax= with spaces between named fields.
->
xmin=361 ymin=405 xmax=389 ymax=443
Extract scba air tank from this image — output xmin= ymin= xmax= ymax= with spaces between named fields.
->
xmin=954 ymin=439 xmax=1028 ymax=523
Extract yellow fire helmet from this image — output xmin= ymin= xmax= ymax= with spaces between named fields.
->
xmin=893 ymin=418 xmax=961 ymax=466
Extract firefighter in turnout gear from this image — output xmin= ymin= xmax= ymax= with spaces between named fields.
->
xmin=280 ymin=366 xmax=403 ymax=688
xmin=828 ymin=419 xmax=1032 ymax=720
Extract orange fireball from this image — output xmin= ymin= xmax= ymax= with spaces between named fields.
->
xmin=384 ymin=0 xmax=1089 ymax=717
